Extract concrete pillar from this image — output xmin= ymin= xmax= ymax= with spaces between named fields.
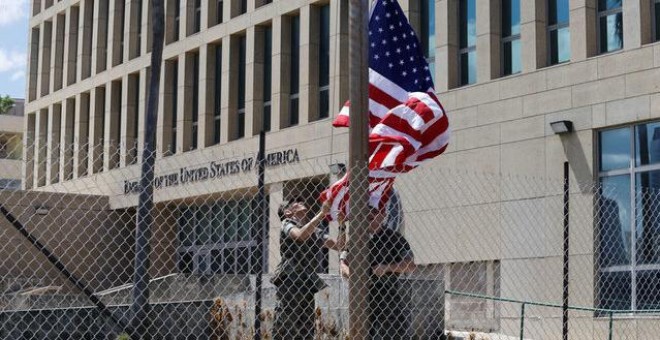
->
xmin=60 ymin=97 xmax=75 ymax=181
xmin=623 ymin=0 xmax=642 ymax=50
xmin=176 ymin=53 xmax=190 ymax=152
xmin=245 ymin=26 xmax=261 ymax=137
xmin=570 ymin=0 xmax=597 ymax=61
xmin=437 ymin=0 xmax=459 ymax=91
xmin=521 ymin=0 xmax=547 ymax=72
xmin=64 ymin=6 xmax=79 ymax=86
xmin=222 ymin=36 xmax=237 ymax=142
xmin=268 ymin=182 xmax=284 ymax=273
xmin=47 ymin=104 xmax=62 ymax=184
xmin=24 ymin=114 xmax=36 ymax=190
xmin=274 ymin=15 xmax=292 ymax=130
xmin=299 ymin=5 xmax=317 ymax=124
xmin=329 ymin=0 xmax=349 ymax=118
xmin=74 ymin=92 xmax=90 ymax=178
xmin=476 ymin=0 xmax=500 ymax=81
xmin=199 ymin=44 xmax=215 ymax=147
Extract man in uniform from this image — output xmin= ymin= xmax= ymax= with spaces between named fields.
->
xmin=339 ymin=208 xmax=415 ymax=340
xmin=271 ymin=198 xmax=346 ymax=339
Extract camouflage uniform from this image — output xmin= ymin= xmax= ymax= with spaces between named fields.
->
xmin=271 ymin=218 xmax=328 ymax=340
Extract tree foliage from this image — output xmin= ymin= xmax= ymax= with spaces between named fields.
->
xmin=0 ymin=95 xmax=15 ymax=114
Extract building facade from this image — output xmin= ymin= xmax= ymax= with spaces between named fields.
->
xmin=1 ymin=98 xmax=24 ymax=190
xmin=23 ymin=0 xmax=660 ymax=338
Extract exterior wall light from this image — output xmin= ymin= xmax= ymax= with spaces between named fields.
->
xmin=550 ymin=120 xmax=574 ymax=135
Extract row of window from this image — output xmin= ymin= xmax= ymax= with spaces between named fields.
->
xmin=416 ymin=0 xmax=660 ymax=87
xmin=163 ymin=6 xmax=329 ymax=156
xmin=598 ymin=121 xmax=660 ymax=311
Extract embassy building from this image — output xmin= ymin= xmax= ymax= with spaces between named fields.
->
xmin=16 ymin=0 xmax=660 ymax=338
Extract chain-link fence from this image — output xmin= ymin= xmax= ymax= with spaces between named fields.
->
xmin=1 ymin=134 xmax=660 ymax=339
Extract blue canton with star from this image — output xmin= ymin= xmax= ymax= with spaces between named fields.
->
xmin=369 ymin=0 xmax=435 ymax=93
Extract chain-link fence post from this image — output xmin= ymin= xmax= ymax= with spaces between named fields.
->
xmin=130 ymin=1 xmax=165 ymax=338
xmin=348 ymin=0 xmax=370 ymax=339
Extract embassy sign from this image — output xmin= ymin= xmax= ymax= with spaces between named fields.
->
xmin=123 ymin=149 xmax=300 ymax=194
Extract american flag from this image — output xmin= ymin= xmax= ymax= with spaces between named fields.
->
xmin=321 ymin=0 xmax=450 ymax=220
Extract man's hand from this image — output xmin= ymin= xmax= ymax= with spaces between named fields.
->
xmin=372 ymin=264 xmax=389 ymax=277
xmin=321 ymin=200 xmax=331 ymax=215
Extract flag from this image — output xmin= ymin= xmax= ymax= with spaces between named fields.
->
xmin=321 ymin=0 xmax=450 ymax=219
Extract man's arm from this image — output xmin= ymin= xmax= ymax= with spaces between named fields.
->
xmin=372 ymin=257 xmax=415 ymax=277
xmin=288 ymin=201 xmax=331 ymax=243
xmin=323 ymin=213 xmax=347 ymax=250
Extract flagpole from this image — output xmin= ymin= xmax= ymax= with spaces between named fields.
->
xmin=348 ymin=0 xmax=371 ymax=339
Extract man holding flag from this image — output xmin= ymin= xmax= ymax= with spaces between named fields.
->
xmin=321 ymin=0 xmax=450 ymax=338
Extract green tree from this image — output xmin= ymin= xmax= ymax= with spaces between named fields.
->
xmin=0 ymin=95 xmax=15 ymax=115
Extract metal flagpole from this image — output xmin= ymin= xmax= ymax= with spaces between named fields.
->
xmin=130 ymin=0 xmax=165 ymax=338
xmin=253 ymin=131 xmax=267 ymax=340
xmin=348 ymin=0 xmax=370 ymax=339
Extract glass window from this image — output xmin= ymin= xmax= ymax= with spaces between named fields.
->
xmin=191 ymin=52 xmax=199 ymax=150
xmin=214 ymin=45 xmax=222 ymax=144
xmin=237 ymin=36 xmax=246 ymax=139
xmin=459 ymin=0 xmax=476 ymax=86
xmin=290 ymin=15 xmax=300 ymax=126
xmin=171 ymin=60 xmax=178 ymax=155
xmin=548 ymin=0 xmax=570 ymax=65
xmin=174 ymin=0 xmax=180 ymax=42
xmin=597 ymin=121 xmax=660 ymax=311
xmin=216 ymin=0 xmax=224 ymax=25
xmin=177 ymin=199 xmax=262 ymax=275
xmin=598 ymin=0 xmax=623 ymax=53
xmin=263 ymin=26 xmax=272 ymax=131
xmin=193 ymin=0 xmax=201 ymax=33
xmin=655 ymin=0 xmax=660 ymax=42
xmin=502 ymin=0 xmax=521 ymax=75
xmin=420 ymin=0 xmax=435 ymax=83
xmin=599 ymin=127 xmax=630 ymax=171
xmin=318 ymin=5 xmax=330 ymax=120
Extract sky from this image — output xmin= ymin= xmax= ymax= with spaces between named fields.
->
xmin=0 ymin=0 xmax=29 ymax=99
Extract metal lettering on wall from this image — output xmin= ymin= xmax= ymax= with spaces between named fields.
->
xmin=123 ymin=149 xmax=300 ymax=194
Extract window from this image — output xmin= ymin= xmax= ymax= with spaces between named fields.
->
xmin=459 ymin=0 xmax=476 ymax=86
xmin=548 ymin=0 xmax=570 ymax=65
xmin=598 ymin=0 xmax=623 ymax=53
xmin=654 ymin=0 xmax=660 ymax=42
xmin=177 ymin=199 xmax=264 ymax=275
xmin=174 ymin=0 xmax=181 ymax=42
xmin=420 ymin=0 xmax=435 ymax=83
xmin=289 ymin=15 xmax=300 ymax=126
xmin=597 ymin=122 xmax=660 ymax=311
xmin=191 ymin=52 xmax=199 ymax=150
xmin=215 ymin=0 xmax=223 ymax=25
xmin=501 ymin=0 xmax=521 ymax=76
xmin=214 ymin=45 xmax=222 ymax=144
xmin=171 ymin=60 xmax=178 ymax=155
xmin=237 ymin=36 xmax=246 ymax=139
xmin=319 ymin=5 xmax=330 ymax=120
xmin=136 ymin=0 xmax=143 ymax=58
xmin=193 ymin=0 xmax=201 ymax=33
xmin=263 ymin=27 xmax=272 ymax=132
